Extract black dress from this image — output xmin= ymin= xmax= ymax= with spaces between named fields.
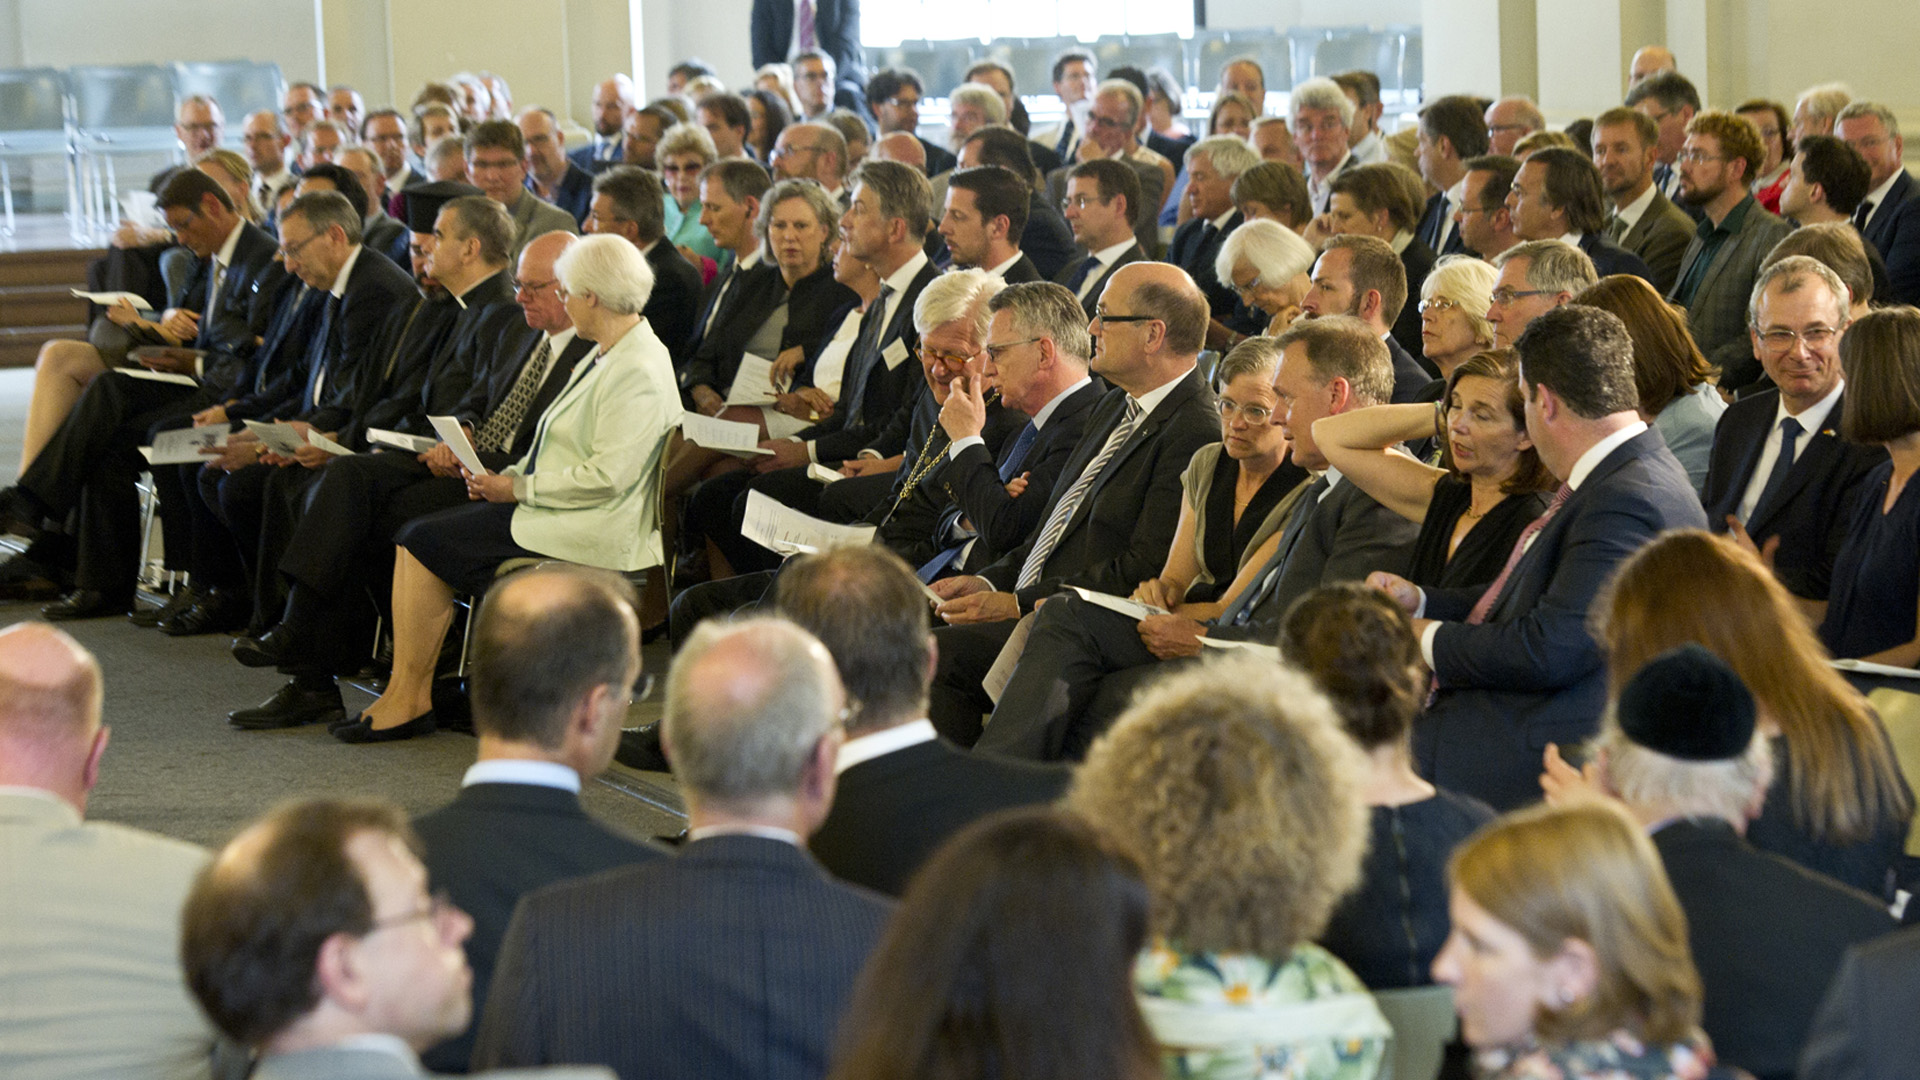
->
xmin=1745 ymin=735 xmax=1913 ymax=901
xmin=1185 ymin=450 xmax=1302 ymax=604
xmin=1318 ymin=789 xmax=1496 ymax=989
xmin=1406 ymin=474 xmax=1551 ymax=589
xmin=1820 ymin=460 xmax=1920 ymax=659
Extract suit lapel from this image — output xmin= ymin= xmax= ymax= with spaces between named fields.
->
xmin=1748 ymin=406 xmax=1844 ymax=533
xmin=1714 ymin=400 xmax=1773 ymax=519
xmin=1072 ymin=370 xmax=1198 ymax=526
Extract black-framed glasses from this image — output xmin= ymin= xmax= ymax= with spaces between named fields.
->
xmin=1093 ymin=309 xmax=1159 ymax=325
xmin=278 ymin=231 xmax=324 ymax=260
xmin=1489 ymin=288 xmax=1552 ymax=306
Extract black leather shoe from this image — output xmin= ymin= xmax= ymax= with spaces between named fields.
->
xmin=130 ymin=587 xmax=199 ymax=628
xmin=0 ymin=486 xmax=46 ymax=541
xmin=615 ymin=723 xmax=669 ymax=771
xmin=333 ymin=710 xmax=437 ymax=743
xmin=0 ymin=554 xmax=64 ymax=601
xmin=231 ymin=625 xmax=296 ymax=668
xmin=159 ymin=587 xmax=248 ymax=637
xmin=228 ymin=680 xmax=345 ymax=730
xmin=42 ymin=589 xmax=132 ymax=621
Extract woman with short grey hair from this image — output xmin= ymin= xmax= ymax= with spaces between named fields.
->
xmin=1214 ymin=219 xmax=1317 ymax=336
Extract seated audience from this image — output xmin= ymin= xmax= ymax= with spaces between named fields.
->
xmin=1042 ymin=79 xmax=1172 ymax=228
xmin=1486 ymin=239 xmax=1597 ymax=347
xmin=827 ymin=807 xmax=1156 ymax=1080
xmin=1590 ymin=107 xmax=1697 ymax=293
xmin=573 ymin=75 xmax=636 ymax=173
xmin=1298 ymin=234 xmax=1432 ymax=400
xmin=585 ymin=166 xmax=704 ymax=363
xmin=866 ymin=67 xmax=954 ymax=175
xmin=1573 ymin=274 xmax=1724 ymax=491
xmin=1070 ymin=659 xmax=1389 ymax=1080
xmin=1560 ymin=645 xmax=1897 ymax=1080
xmin=953 ymin=127 xmax=1077 ymax=280
xmin=1412 ymin=255 xmax=1498 ymax=384
xmin=1231 ymin=160 xmax=1314 ymax=232
xmin=1801 ymin=924 xmax=1920 ymax=1080
xmin=464 ymin=120 xmax=580 ymax=259
xmin=1315 ymin=348 xmax=1554 ymax=589
xmin=517 ymin=106 xmax=595 ymax=226
xmin=1835 ymin=102 xmax=1920 ymax=305
xmin=0 ymin=622 xmax=216 ymax=1080
xmin=1285 ymin=583 xmax=1496 ymax=988
xmin=695 ymin=92 xmax=753 ymax=162
xmin=744 ymin=87 xmax=791 ymax=164
xmin=1143 ymin=65 xmax=1193 ymax=162
xmin=940 ymin=166 xmax=1041 ymax=280
xmin=770 ymin=121 xmax=850 ymax=206
xmin=621 ymin=103 xmax=677 ymax=173
xmin=1434 ymin=801 xmax=1709 ymax=1080
xmin=1214 ymin=218 xmax=1317 ymax=337
xmin=181 ymin=797 xmax=612 ymax=1079
xmin=473 ymin=616 xmax=893 ymax=1077
xmin=1738 ymin=98 xmax=1793 ymax=213
xmin=1762 ymin=221 xmax=1880 ymax=323
xmin=1333 ymin=70 xmax=1388 ymax=165
xmin=1057 ymin=159 xmax=1148 ymax=318
xmin=1319 ymin=162 xmax=1439 ymax=358
xmin=1294 ymin=77 xmax=1361 ymax=218
xmin=1457 ymin=154 xmax=1524 ymax=261
xmin=1774 ymin=137 xmax=1891 ymax=296
xmin=1168 ymin=135 xmax=1263 ymax=349
xmin=679 ymin=159 xmax=778 ymax=400
xmin=1413 ymin=95 xmax=1489 ymax=257
xmin=1484 ymin=95 xmax=1545 ymax=156
xmin=337 ymin=234 xmax=678 ymax=742
xmin=657 ymin=122 xmax=723 ymax=267
xmin=1506 ymin=147 xmax=1657 ymax=283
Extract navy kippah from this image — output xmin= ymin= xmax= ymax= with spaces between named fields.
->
xmin=1616 ymin=643 xmax=1756 ymax=761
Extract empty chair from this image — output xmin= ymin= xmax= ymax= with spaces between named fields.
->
xmin=172 ymin=61 xmax=285 ymax=144
xmin=0 ymin=67 xmax=74 ymax=237
xmin=1091 ymin=33 xmax=1187 ymax=84
xmin=67 ymin=63 xmax=181 ymax=233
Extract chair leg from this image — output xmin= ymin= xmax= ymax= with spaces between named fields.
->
xmin=1 ymin=159 xmax=15 ymax=239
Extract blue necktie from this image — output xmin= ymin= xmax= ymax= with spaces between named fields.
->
xmin=1064 ymin=254 xmax=1102 ymax=295
xmin=917 ymin=421 xmax=1039 ymax=583
xmin=1751 ymin=416 xmax=1804 ymax=522
xmin=300 ymin=294 xmax=342 ymax=412
xmin=1054 ymin=118 xmax=1075 ymax=162
xmin=838 ymin=284 xmax=894 ymax=428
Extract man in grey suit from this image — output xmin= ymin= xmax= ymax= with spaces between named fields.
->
xmin=464 ymin=120 xmax=579 ymax=262
xmin=0 ymin=623 xmax=216 ymax=1080
xmin=474 ymin=617 xmax=893 ymax=1079
xmin=1668 ymin=110 xmax=1794 ymax=391
xmin=1591 ymin=107 xmax=1697 ymax=293
xmin=181 ymin=798 xmax=607 ymax=1079
xmin=982 ymin=317 xmax=1418 ymax=760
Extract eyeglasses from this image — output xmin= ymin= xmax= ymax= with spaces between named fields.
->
xmin=1487 ymin=123 xmax=1533 ymax=136
xmin=468 ymin=155 xmax=522 ymax=173
xmin=883 ymin=96 xmax=920 ymax=110
xmin=1060 ymin=194 xmax=1109 ymax=211
xmin=1419 ymin=296 xmax=1461 ymax=315
xmin=367 ymin=890 xmax=458 ymax=934
xmin=1489 ymin=288 xmax=1553 ymax=306
xmin=915 ymin=344 xmax=974 ymax=367
xmin=1087 ymin=113 xmax=1130 ymax=131
xmin=771 ymin=143 xmax=820 ymax=160
xmin=1231 ymin=275 xmax=1264 ymax=299
xmin=1757 ymin=325 xmax=1840 ymax=354
xmin=1675 ymin=149 xmax=1727 ymax=165
xmin=512 ymin=277 xmax=559 ymax=294
xmin=1217 ymin=398 xmax=1274 ymax=424
xmin=984 ymin=337 xmax=1039 ymax=363
xmin=1093 ymin=308 xmax=1160 ymax=325
xmin=278 ymin=231 xmax=324 ymax=260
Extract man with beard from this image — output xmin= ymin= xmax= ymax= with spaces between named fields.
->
xmin=573 ymin=76 xmax=636 ymax=174
xmin=1590 ymin=107 xmax=1696 ymax=292
xmin=1667 ymin=110 xmax=1792 ymax=391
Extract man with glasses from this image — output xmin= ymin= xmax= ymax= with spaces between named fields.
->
xmin=1482 ymin=96 xmax=1544 ymax=157
xmin=1626 ymin=71 xmax=1701 ymax=205
xmin=242 ymin=110 xmax=296 ymax=212
xmin=1292 ymin=77 xmax=1360 ymax=216
xmin=1456 ymin=154 xmax=1523 ymax=261
xmin=411 ymin=565 xmax=665 ymax=1072
xmin=1836 ymin=101 xmax=1920 ymax=300
xmin=770 ymin=121 xmax=850 ymax=208
xmin=1668 ymin=110 xmax=1793 ymax=390
xmin=1485 ymin=238 xmax=1597 ymax=348
xmin=182 ymin=796 xmax=615 ymax=1079
xmin=865 ymin=68 xmax=954 ymax=176
xmin=361 ymin=108 xmax=423 ymax=198
xmin=280 ymin=81 xmax=323 ymax=140
xmin=1057 ymin=159 xmax=1146 ymax=318
xmin=1702 ymin=256 xmax=1886 ymax=606
xmin=790 ymin=51 xmax=837 ymax=119
xmin=516 ymin=107 xmax=594 ymax=228
xmin=464 ymin=120 xmax=579 ymax=262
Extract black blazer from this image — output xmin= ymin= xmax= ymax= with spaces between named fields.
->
xmin=998 ymin=253 xmax=1042 ymax=284
xmin=1419 ymin=428 xmax=1707 ymax=809
xmin=1386 ymin=333 xmax=1435 ymax=401
xmin=1388 ymin=237 xmax=1437 ymax=362
xmin=1577 ymin=230 xmax=1658 ymax=284
xmin=473 ymin=835 xmax=892 ymax=1079
xmin=936 ymin=377 xmax=1106 ymax=563
xmin=979 ymin=368 xmax=1221 ymax=611
xmin=1864 ymin=177 xmax=1920 ymax=306
xmin=916 ymin=135 xmax=957 ymax=177
xmin=1054 ymin=242 xmax=1147 ymax=319
xmin=1700 ymin=388 xmax=1887 ymax=600
xmin=352 ymin=269 xmax=523 ymax=444
xmin=749 ymin=0 xmax=867 ymax=111
xmin=1167 ymin=210 xmax=1243 ymax=324
xmin=644 ymin=239 xmax=705 ymax=362
xmin=1021 ymin=192 xmax=1077 ymax=281
xmin=197 ymin=221 xmax=284 ymax=395
xmin=291 ymin=246 xmax=422 ymax=432
xmin=801 ymin=256 xmax=943 ymax=462
xmin=412 ymin=781 xmax=663 ymax=1074
xmin=337 ymin=291 xmax=461 ymax=446
xmin=1859 ymin=169 xmax=1918 ymax=256
xmin=1653 ymin=819 xmax=1895 ymax=1080
xmin=682 ymin=257 xmax=788 ymax=394
xmin=544 ymin=165 xmax=596 ymax=228
xmin=223 ymin=277 xmax=326 ymax=421
xmin=812 ymin=736 xmax=1070 ymax=896
xmin=1416 ymin=190 xmax=1472 ymax=256
xmin=1800 ymin=924 xmax=1920 ymax=1080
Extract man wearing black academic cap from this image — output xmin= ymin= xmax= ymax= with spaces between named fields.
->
xmin=1577 ymin=645 xmax=1896 ymax=1080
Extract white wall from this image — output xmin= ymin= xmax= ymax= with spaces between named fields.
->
xmin=13 ymin=0 xmax=320 ymax=82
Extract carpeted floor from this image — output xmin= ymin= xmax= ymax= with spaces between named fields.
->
xmin=0 ymin=368 xmax=687 ymax=851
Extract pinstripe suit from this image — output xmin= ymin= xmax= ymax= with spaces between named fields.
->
xmin=472 ymin=836 xmax=893 ymax=1080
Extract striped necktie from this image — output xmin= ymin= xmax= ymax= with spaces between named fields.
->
xmin=1015 ymin=399 xmax=1143 ymax=590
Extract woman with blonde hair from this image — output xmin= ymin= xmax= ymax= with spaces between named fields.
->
xmin=1574 ymin=529 xmax=1913 ymax=898
xmin=1435 ymin=801 xmax=1712 ymax=1079
xmin=1070 ymin=658 xmax=1389 ymax=1080
xmin=1418 ymin=256 xmax=1498 ymax=379
xmin=1574 ymin=275 xmax=1723 ymax=491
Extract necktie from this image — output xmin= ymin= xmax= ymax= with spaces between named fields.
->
xmin=797 ymin=0 xmax=816 ymax=51
xmin=1054 ymin=118 xmax=1075 ymax=162
xmin=302 ymin=294 xmax=343 ymax=411
xmin=997 ymin=421 xmax=1039 ymax=480
xmin=1465 ymin=483 xmax=1572 ymax=625
xmin=1065 ymin=254 xmax=1102 ymax=296
xmin=1751 ymin=416 xmax=1804 ymax=522
xmin=1605 ymin=214 xmax=1628 ymax=242
xmin=838 ymin=283 xmax=894 ymax=427
xmin=1653 ymin=162 xmax=1672 ymax=192
xmin=1218 ymin=475 xmax=1327 ymax=627
xmin=1016 ymin=399 xmax=1143 ymax=590
xmin=699 ymin=260 xmax=738 ymax=341
xmin=917 ymin=421 xmax=1041 ymax=582
xmin=1853 ymin=200 xmax=1875 ymax=231
xmin=475 ymin=336 xmax=554 ymax=453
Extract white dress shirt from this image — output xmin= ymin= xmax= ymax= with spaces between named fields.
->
xmin=1735 ymin=379 xmax=1845 ymax=524
xmin=461 ymin=758 xmax=582 ymax=792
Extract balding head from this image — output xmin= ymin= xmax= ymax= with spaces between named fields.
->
xmin=1630 ymin=46 xmax=1676 ymax=86
xmin=869 ymin=131 xmax=926 ymax=172
xmin=0 ymin=622 xmax=108 ymax=811
xmin=1091 ymin=262 xmax=1210 ymax=395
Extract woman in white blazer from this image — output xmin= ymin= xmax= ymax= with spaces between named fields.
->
xmin=336 ymin=234 xmax=679 ymax=742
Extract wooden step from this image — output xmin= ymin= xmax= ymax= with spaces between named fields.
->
xmin=0 ymin=246 xmax=103 ymax=289
xmin=0 ymin=284 xmax=89 ymax=328
xmin=0 ymin=323 xmax=83 ymax=368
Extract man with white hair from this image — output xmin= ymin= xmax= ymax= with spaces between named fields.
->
xmin=0 ymin=622 xmax=216 ymax=1079
xmin=946 ymin=82 xmax=1006 ymax=152
xmin=1167 ymin=134 xmax=1264 ymax=349
xmin=1790 ymin=82 xmax=1852 ymax=145
xmin=1563 ymin=644 xmax=1894 ymax=1080
xmin=1292 ymin=76 xmax=1360 ymax=214
xmin=475 ymin=617 xmax=892 ymax=1077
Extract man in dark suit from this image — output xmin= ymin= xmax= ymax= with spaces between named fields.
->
xmin=938 ymin=165 xmax=1040 ymax=282
xmin=412 ymin=565 xmax=664 ymax=1072
xmin=1413 ymin=95 xmax=1490 ymax=258
xmin=1590 ymin=646 xmax=1895 ymax=1080
xmin=866 ymin=69 xmax=954 ymax=176
xmin=0 ymin=168 xmax=284 ymax=619
xmin=1837 ymin=101 xmax=1920 ymax=306
xmin=958 ymin=126 xmax=1077 ymax=281
xmin=584 ymin=167 xmax=702 ymax=361
xmin=1294 ymin=76 xmax=1362 ymax=216
xmin=1702 ymin=257 xmax=1885 ymax=605
xmin=1040 ymin=81 xmax=1168 ymax=259
xmin=984 ymin=316 xmax=1417 ymax=760
xmin=750 ymin=0 xmax=866 ymax=114
xmin=1376 ymin=306 xmax=1707 ymax=810
xmin=1801 ymin=924 xmax=1920 ymax=1080
xmin=1592 ymin=108 xmax=1698 ymax=293
xmin=1167 ymin=135 xmax=1263 ymax=349
xmin=779 ymin=546 xmax=1068 ymax=895
xmin=1056 ymin=160 xmax=1148 ymax=319
xmin=925 ymin=262 xmax=1220 ymax=744
xmin=473 ymin=616 xmax=893 ymax=1078
xmin=1325 ymin=163 xmax=1439 ymax=359
xmin=1299 ymin=235 xmax=1433 ymax=401
xmin=679 ymin=159 xmax=780 ymax=408
xmin=519 ymin=107 xmax=595 ymax=228
xmin=570 ymin=76 xmax=635 ymax=175
xmin=1506 ymin=148 xmax=1656 ymax=284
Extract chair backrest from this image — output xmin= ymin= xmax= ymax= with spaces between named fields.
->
xmin=991 ymin=36 xmax=1082 ymax=101
xmin=1373 ymin=985 xmax=1459 ymax=1080
xmin=69 ymin=64 xmax=178 ymax=133
xmin=1195 ymin=29 xmax=1291 ymax=105
xmin=0 ymin=68 xmax=69 ymax=140
xmin=1091 ymin=33 xmax=1188 ymax=89
xmin=172 ymin=61 xmax=286 ymax=130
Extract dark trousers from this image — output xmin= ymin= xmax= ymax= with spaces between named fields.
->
xmin=927 ymin=619 xmax=1023 ymax=747
xmin=684 ymin=465 xmax=899 ymax=574
xmin=667 ymin=570 xmax=777 ymax=649
xmin=976 ymin=594 xmax=1178 ymax=761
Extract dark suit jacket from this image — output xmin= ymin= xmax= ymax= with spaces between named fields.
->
xmin=916 ymin=135 xmax=957 ymax=177
xmin=452 ymin=330 xmax=597 ymax=468
xmin=1800 ymin=924 xmax=1920 ymax=1080
xmin=473 ymin=836 xmax=892 ymax=1080
xmin=196 ymin=221 xmax=285 ymax=395
xmin=644 ymin=240 xmax=704 ymax=362
xmin=543 ymin=164 xmax=596 ymax=227
xmin=412 ymin=782 xmax=663 ymax=1074
xmin=1669 ymin=199 xmax=1795 ymax=391
xmin=351 ymin=269 xmax=522 ymax=444
xmin=1619 ymin=187 xmax=1697 ymax=294
xmin=799 ymin=257 xmax=942 ymax=463
xmin=287 ymin=246 xmax=422 ymax=432
xmin=1859 ymin=169 xmax=1918 ymax=257
xmin=569 ymin=139 xmax=623 ymax=176
xmin=1386 ymin=333 xmax=1435 ymax=401
xmin=336 ymin=292 xmax=460 ymax=447
xmin=1021 ymin=193 xmax=1077 ymax=280
xmin=1653 ymin=819 xmax=1895 ymax=1080
xmin=1700 ymin=388 xmax=1887 ymax=600
xmin=1863 ymin=174 xmax=1920 ymax=306
xmin=935 ymin=378 xmax=1106 ymax=564
xmin=223 ymin=277 xmax=325 ymax=421
xmin=1388 ymin=237 xmax=1438 ymax=361
xmin=1054 ymin=242 xmax=1147 ymax=319
xmin=811 ymin=736 xmax=1070 ymax=896
xmin=1168 ymin=210 xmax=1244 ymax=325
xmin=681 ymin=258 xmax=788 ymax=394
xmin=1418 ymin=427 xmax=1707 ymax=809
xmin=1576 ymin=230 xmax=1657 ymax=284
xmin=750 ymin=0 xmax=867 ymax=112
xmin=979 ymin=368 xmax=1221 ymax=611
xmin=997 ymin=253 xmax=1042 ymax=284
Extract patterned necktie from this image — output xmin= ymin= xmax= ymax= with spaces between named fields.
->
xmin=1465 ymin=483 xmax=1572 ymax=625
xmin=1016 ymin=399 xmax=1143 ymax=590
xmin=1750 ymin=416 xmax=1804 ymax=522
xmin=1065 ymin=254 xmax=1102 ymax=296
xmin=797 ymin=0 xmax=816 ymax=50
xmin=475 ymin=336 xmax=553 ymax=453
xmin=838 ymin=284 xmax=894 ymax=426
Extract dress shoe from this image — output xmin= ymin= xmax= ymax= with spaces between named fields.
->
xmin=159 ymin=587 xmax=248 ymax=637
xmin=41 ymin=589 xmax=132 ymax=621
xmin=614 ymin=723 xmax=669 ymax=772
xmin=0 ymin=486 xmax=46 ymax=541
xmin=228 ymin=680 xmax=347 ymax=730
xmin=231 ymin=625 xmax=297 ymax=669
xmin=0 ymin=554 xmax=64 ymax=601
xmin=333 ymin=710 xmax=437 ymax=743
xmin=130 ymin=587 xmax=199 ymax=628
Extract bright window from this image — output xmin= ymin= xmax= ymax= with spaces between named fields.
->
xmin=860 ymin=0 xmax=1193 ymax=48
